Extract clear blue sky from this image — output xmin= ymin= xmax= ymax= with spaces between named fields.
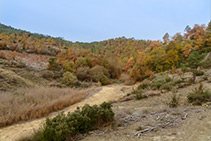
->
xmin=0 ymin=0 xmax=210 ymax=42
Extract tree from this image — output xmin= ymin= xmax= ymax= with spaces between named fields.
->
xmin=163 ymin=33 xmax=170 ymax=43
xmin=205 ymin=21 xmax=211 ymax=46
xmin=184 ymin=25 xmax=191 ymax=32
xmin=186 ymin=51 xmax=204 ymax=83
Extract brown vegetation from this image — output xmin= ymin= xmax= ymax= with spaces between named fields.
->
xmin=0 ymin=87 xmax=93 ymax=127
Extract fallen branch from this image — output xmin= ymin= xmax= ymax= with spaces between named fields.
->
xmin=135 ymin=126 xmax=157 ymax=138
xmin=182 ymin=113 xmax=189 ymax=120
xmin=156 ymin=115 xmax=160 ymax=121
xmin=98 ymin=129 xmax=108 ymax=136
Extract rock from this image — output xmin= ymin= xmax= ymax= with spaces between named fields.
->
xmin=143 ymin=91 xmax=161 ymax=97
xmin=49 ymin=82 xmax=61 ymax=88
xmin=177 ymin=82 xmax=191 ymax=88
xmin=161 ymin=89 xmax=168 ymax=93
xmin=120 ymin=95 xmax=135 ymax=102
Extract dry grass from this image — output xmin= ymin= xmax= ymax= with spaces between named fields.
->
xmin=0 ymin=87 xmax=94 ymax=127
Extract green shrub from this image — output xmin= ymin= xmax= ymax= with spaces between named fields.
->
xmin=174 ymin=78 xmax=185 ymax=84
xmin=195 ymin=70 xmax=204 ymax=76
xmin=62 ymin=61 xmax=75 ymax=72
xmin=187 ymin=84 xmax=211 ymax=105
xmin=167 ymin=93 xmax=180 ymax=108
xmin=48 ymin=57 xmax=61 ymax=71
xmin=103 ymin=58 xmax=122 ymax=79
xmin=135 ymin=90 xmax=147 ymax=100
xmin=26 ymin=102 xmax=114 ymax=141
xmin=160 ymin=82 xmax=174 ymax=91
xmin=180 ymin=63 xmax=188 ymax=72
xmin=165 ymin=77 xmax=172 ymax=82
xmin=200 ymin=60 xmax=211 ymax=68
xmin=89 ymin=65 xmax=110 ymax=85
xmin=62 ymin=72 xmax=78 ymax=86
xmin=139 ymin=83 xmax=149 ymax=89
xmin=75 ymin=57 xmax=88 ymax=68
xmin=150 ymin=74 xmax=172 ymax=90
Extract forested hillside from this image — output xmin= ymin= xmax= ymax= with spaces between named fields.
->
xmin=0 ymin=22 xmax=211 ymax=85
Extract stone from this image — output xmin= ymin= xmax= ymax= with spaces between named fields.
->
xmin=143 ymin=91 xmax=161 ymax=97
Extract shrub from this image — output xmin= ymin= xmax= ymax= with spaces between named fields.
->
xmin=27 ymin=102 xmax=114 ymax=141
xmin=167 ymin=93 xmax=180 ymax=108
xmin=76 ymin=67 xmax=91 ymax=81
xmin=75 ymin=57 xmax=88 ymax=68
xmin=48 ymin=57 xmax=61 ymax=71
xmin=78 ymin=81 xmax=92 ymax=88
xmin=195 ymin=70 xmax=204 ymax=76
xmin=135 ymin=90 xmax=147 ymax=100
xmin=103 ymin=58 xmax=122 ymax=79
xmin=62 ymin=72 xmax=78 ymax=86
xmin=139 ymin=82 xmax=149 ymax=89
xmin=160 ymin=82 xmax=174 ymax=91
xmin=40 ymin=70 xmax=55 ymax=80
xmin=200 ymin=60 xmax=211 ymax=69
xmin=165 ymin=77 xmax=172 ymax=82
xmin=180 ymin=63 xmax=188 ymax=72
xmin=89 ymin=65 xmax=110 ymax=85
xmin=62 ymin=61 xmax=75 ymax=72
xmin=187 ymin=84 xmax=211 ymax=105
xmin=150 ymin=74 xmax=172 ymax=90
xmin=119 ymin=73 xmax=135 ymax=85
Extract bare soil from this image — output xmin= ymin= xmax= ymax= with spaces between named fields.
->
xmin=82 ymin=83 xmax=211 ymax=141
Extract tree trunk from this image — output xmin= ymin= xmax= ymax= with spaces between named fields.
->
xmin=192 ymin=70 xmax=196 ymax=83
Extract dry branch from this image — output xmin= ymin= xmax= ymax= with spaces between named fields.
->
xmin=182 ymin=113 xmax=189 ymax=120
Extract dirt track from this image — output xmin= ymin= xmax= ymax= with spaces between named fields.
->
xmin=0 ymin=84 xmax=134 ymax=141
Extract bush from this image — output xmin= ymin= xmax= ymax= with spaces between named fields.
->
xmin=119 ymin=73 xmax=135 ymax=85
xmin=62 ymin=72 xmax=78 ymax=86
xmin=167 ymin=93 xmax=180 ymax=108
xmin=40 ymin=70 xmax=55 ymax=80
xmin=62 ymin=61 xmax=75 ymax=72
xmin=200 ymin=60 xmax=211 ymax=69
xmin=89 ymin=65 xmax=110 ymax=85
xmin=134 ymin=89 xmax=147 ymax=100
xmin=187 ymin=84 xmax=211 ymax=105
xmin=48 ymin=57 xmax=61 ymax=71
xmin=139 ymin=82 xmax=149 ymax=89
xmin=180 ymin=63 xmax=188 ymax=72
xmin=160 ymin=82 xmax=174 ymax=91
xmin=150 ymin=74 xmax=172 ymax=90
xmin=103 ymin=58 xmax=122 ymax=79
xmin=75 ymin=57 xmax=88 ymax=68
xmin=76 ymin=67 xmax=91 ymax=81
xmin=78 ymin=81 xmax=92 ymax=88
xmin=195 ymin=70 xmax=204 ymax=76
xmin=27 ymin=102 xmax=114 ymax=141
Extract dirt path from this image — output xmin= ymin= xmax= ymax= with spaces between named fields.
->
xmin=0 ymin=84 xmax=134 ymax=141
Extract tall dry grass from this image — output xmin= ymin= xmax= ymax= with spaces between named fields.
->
xmin=0 ymin=87 xmax=93 ymax=127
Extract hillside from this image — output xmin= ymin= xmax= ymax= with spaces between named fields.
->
xmin=0 ymin=22 xmax=211 ymax=141
xmin=1 ymin=22 xmax=211 ymax=84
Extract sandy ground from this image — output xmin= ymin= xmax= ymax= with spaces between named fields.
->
xmin=0 ymin=84 xmax=135 ymax=141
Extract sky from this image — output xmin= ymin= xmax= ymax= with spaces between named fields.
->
xmin=0 ymin=0 xmax=210 ymax=42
